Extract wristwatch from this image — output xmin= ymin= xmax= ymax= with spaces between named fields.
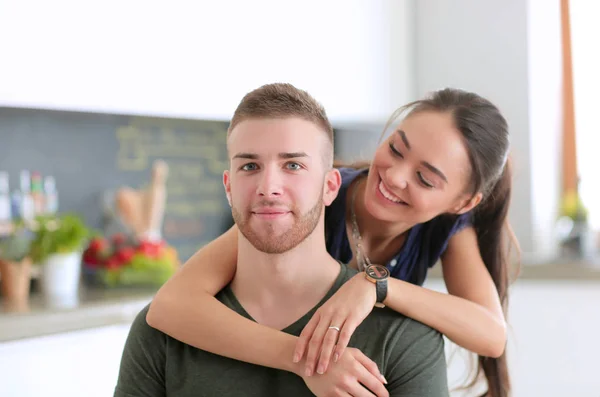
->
xmin=365 ymin=264 xmax=389 ymax=308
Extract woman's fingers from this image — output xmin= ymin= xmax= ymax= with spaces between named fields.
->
xmin=294 ymin=311 xmax=321 ymax=363
xmin=346 ymin=380 xmax=378 ymax=397
xmin=316 ymin=315 xmax=346 ymax=374
xmin=332 ymin=315 xmax=360 ymax=364
xmin=304 ymin=313 xmax=331 ymax=375
xmin=353 ymin=349 xmax=388 ymax=389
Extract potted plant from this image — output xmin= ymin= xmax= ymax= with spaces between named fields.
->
xmin=0 ymin=220 xmax=35 ymax=311
xmin=29 ymin=213 xmax=90 ymax=304
xmin=557 ymin=181 xmax=592 ymax=258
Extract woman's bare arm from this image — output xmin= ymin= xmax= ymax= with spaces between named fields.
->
xmin=384 ymin=226 xmax=507 ymax=357
xmin=146 ymin=225 xmax=300 ymax=373
xmin=294 ymin=226 xmax=508 ymax=375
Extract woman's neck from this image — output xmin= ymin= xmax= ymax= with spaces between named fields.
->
xmin=347 ymin=176 xmax=413 ymax=264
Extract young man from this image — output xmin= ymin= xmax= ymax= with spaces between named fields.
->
xmin=114 ymin=83 xmax=449 ymax=397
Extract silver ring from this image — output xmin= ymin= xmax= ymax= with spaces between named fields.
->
xmin=328 ymin=326 xmax=341 ymax=332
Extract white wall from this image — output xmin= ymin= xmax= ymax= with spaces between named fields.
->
xmin=0 ymin=0 xmax=571 ymax=259
xmin=414 ymin=0 xmax=564 ymax=262
xmin=414 ymin=0 xmax=535 ymax=256
xmin=527 ymin=0 xmax=562 ymax=261
xmin=571 ymin=2 xmax=600 ymax=229
xmin=0 ymin=0 xmax=415 ymax=125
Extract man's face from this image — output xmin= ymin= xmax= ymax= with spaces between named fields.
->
xmin=224 ymin=117 xmax=339 ymax=254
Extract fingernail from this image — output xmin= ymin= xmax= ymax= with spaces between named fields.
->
xmin=305 ymin=367 xmax=312 ymax=377
xmin=333 ymin=353 xmax=339 ymax=363
xmin=292 ymin=353 xmax=300 ymax=363
xmin=380 ymin=374 xmax=388 ymax=384
xmin=317 ymin=365 xmax=326 ymax=375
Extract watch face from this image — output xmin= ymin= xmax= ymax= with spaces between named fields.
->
xmin=366 ymin=264 xmax=389 ymax=280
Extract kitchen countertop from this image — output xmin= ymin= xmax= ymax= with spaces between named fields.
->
xmin=514 ymin=261 xmax=600 ymax=281
xmin=1 ymin=259 xmax=599 ymax=343
xmin=0 ymin=286 xmax=157 ymax=343
xmin=427 ymin=258 xmax=600 ymax=281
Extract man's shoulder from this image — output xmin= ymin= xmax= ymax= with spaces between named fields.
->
xmin=129 ymin=303 xmax=168 ymax=343
xmin=133 ymin=303 xmax=152 ymax=326
xmin=362 ymin=305 xmax=442 ymax=344
xmin=341 ymin=265 xmax=360 ymax=279
xmin=355 ymin=306 xmax=448 ymax=395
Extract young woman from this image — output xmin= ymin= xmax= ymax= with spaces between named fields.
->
xmin=147 ymin=88 xmax=519 ymax=397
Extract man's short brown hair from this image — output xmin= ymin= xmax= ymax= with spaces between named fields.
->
xmin=228 ymin=83 xmax=334 ymax=167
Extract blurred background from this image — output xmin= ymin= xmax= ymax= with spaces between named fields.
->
xmin=0 ymin=0 xmax=598 ymax=396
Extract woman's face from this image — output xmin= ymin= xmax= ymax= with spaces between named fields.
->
xmin=364 ymin=110 xmax=477 ymax=225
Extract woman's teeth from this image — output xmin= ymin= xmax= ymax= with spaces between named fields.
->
xmin=379 ymin=181 xmax=407 ymax=204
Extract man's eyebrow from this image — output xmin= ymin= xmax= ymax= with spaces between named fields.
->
xmin=232 ymin=152 xmax=309 ymax=160
xmin=232 ymin=152 xmax=258 ymax=160
xmin=279 ymin=152 xmax=308 ymax=159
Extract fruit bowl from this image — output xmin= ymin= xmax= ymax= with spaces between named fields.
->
xmin=82 ymin=233 xmax=179 ymax=288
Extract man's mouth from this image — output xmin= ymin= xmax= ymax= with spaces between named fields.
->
xmin=252 ymin=207 xmax=291 ymax=218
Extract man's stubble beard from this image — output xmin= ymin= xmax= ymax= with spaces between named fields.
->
xmin=232 ymin=192 xmax=324 ymax=254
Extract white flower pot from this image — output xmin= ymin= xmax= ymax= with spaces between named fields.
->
xmin=40 ymin=251 xmax=82 ymax=308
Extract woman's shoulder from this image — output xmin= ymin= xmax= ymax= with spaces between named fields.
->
xmin=418 ymin=212 xmax=473 ymax=260
xmin=423 ymin=212 xmax=472 ymax=238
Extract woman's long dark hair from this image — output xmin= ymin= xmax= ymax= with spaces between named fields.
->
xmin=338 ymin=88 xmax=520 ymax=397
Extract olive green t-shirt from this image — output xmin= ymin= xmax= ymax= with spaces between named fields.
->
xmin=114 ymin=264 xmax=449 ymax=396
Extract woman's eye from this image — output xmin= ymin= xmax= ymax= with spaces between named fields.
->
xmin=241 ymin=163 xmax=258 ymax=171
xmin=417 ymin=172 xmax=434 ymax=188
xmin=388 ymin=142 xmax=403 ymax=158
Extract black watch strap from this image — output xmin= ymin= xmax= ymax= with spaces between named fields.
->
xmin=365 ymin=264 xmax=389 ymax=308
xmin=376 ymin=279 xmax=388 ymax=304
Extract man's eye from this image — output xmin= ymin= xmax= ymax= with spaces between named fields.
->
xmin=241 ymin=163 xmax=258 ymax=171
xmin=286 ymin=162 xmax=302 ymax=171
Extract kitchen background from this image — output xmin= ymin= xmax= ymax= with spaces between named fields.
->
xmin=0 ymin=0 xmax=599 ymax=396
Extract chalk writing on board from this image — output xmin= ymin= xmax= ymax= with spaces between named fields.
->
xmin=114 ymin=117 xmax=231 ymax=261
xmin=115 ymin=125 xmax=226 ymax=171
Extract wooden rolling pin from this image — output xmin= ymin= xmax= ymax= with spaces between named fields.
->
xmin=115 ymin=159 xmax=169 ymax=241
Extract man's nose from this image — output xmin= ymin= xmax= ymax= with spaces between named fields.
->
xmin=256 ymin=165 xmax=283 ymax=197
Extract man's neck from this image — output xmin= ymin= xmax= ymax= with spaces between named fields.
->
xmin=231 ymin=231 xmax=341 ymax=330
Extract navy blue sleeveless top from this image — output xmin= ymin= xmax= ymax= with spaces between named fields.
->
xmin=324 ymin=167 xmax=472 ymax=286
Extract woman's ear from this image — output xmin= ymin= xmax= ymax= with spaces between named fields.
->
xmin=452 ymin=192 xmax=483 ymax=214
xmin=323 ymin=168 xmax=342 ymax=206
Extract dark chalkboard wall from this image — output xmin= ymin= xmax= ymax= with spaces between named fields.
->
xmin=0 ymin=107 xmax=234 ymax=262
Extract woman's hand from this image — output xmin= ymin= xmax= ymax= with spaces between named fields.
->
xmin=301 ymin=347 xmax=388 ymax=397
xmin=294 ymin=272 xmax=377 ymax=376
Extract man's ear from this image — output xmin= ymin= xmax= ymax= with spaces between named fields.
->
xmin=452 ymin=192 xmax=482 ymax=214
xmin=223 ymin=170 xmax=232 ymax=207
xmin=323 ymin=168 xmax=342 ymax=206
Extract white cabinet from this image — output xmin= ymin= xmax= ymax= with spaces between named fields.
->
xmin=0 ymin=0 xmax=414 ymax=124
xmin=424 ymin=278 xmax=600 ymax=397
xmin=1 ymin=279 xmax=598 ymax=397
xmin=0 ymin=323 xmax=132 ymax=397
